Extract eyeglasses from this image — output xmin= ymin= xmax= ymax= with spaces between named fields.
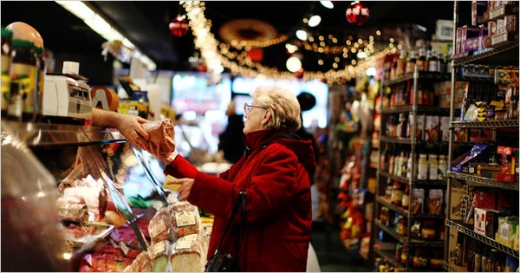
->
xmin=244 ymin=103 xmax=267 ymax=114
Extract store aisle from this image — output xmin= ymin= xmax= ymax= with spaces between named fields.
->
xmin=311 ymin=221 xmax=371 ymax=272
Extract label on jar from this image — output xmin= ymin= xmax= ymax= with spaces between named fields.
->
xmin=11 ymin=63 xmax=36 ymax=116
xmin=413 ymin=255 xmax=428 ymax=267
xmin=422 ymin=228 xmax=436 ymax=239
xmin=402 ymin=193 xmax=410 ymax=208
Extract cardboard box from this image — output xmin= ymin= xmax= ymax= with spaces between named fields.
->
xmin=450 ymin=143 xmax=492 ymax=173
xmin=475 ymin=207 xmax=487 ymax=235
xmin=449 ymin=180 xmax=466 ymax=221
xmin=485 ymin=209 xmax=508 ymax=238
xmin=472 ymin=1 xmax=488 ymax=26
xmin=474 ymin=190 xmax=497 ymax=210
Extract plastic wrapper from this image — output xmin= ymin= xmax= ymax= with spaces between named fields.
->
xmin=170 ymin=234 xmax=205 ymax=272
xmin=123 ymin=251 xmax=154 ymax=272
xmin=148 ymin=205 xmax=174 ymax=243
xmin=170 ymin=201 xmax=201 ymax=240
xmin=148 ymin=240 xmax=171 ymax=271
xmin=56 ymin=194 xmax=90 ymax=222
xmin=142 ymin=118 xmax=175 ymax=155
xmin=1 ymin=122 xmax=69 ymax=271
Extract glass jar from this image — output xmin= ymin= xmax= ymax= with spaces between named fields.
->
xmin=396 ymin=215 xmax=407 ymax=236
xmin=413 ymin=247 xmax=428 ymax=268
xmin=10 ymin=39 xmax=36 ymax=122
xmin=417 ymin=154 xmax=428 ymax=180
xmin=421 ymin=220 xmax=436 ymax=240
xmin=428 ymin=154 xmax=438 ymax=180
xmin=430 ymin=248 xmax=443 ymax=269
xmin=390 ymin=180 xmax=403 ymax=206
xmin=395 ymin=243 xmax=403 ymax=262
xmin=400 ymin=244 xmax=408 ymax=264
xmin=1 ymin=27 xmax=13 ymax=118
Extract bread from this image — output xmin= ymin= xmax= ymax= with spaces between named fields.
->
xmin=170 ymin=202 xmax=200 ymax=240
xmin=142 ymin=119 xmax=175 ymax=155
xmin=170 ymin=234 xmax=205 ymax=272
xmin=148 ymin=206 xmax=173 ymax=243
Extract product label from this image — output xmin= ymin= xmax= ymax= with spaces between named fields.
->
xmin=175 ymin=210 xmax=196 ymax=227
xmin=149 ymin=240 xmax=167 ymax=259
xmin=12 ymin=63 xmax=35 ymax=114
xmin=150 ymin=219 xmax=167 ymax=239
xmin=175 ymin=234 xmax=197 ymax=250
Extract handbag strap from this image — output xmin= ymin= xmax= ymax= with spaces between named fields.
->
xmin=214 ymin=191 xmax=247 ymax=257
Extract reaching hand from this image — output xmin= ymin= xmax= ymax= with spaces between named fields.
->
xmin=166 ymin=178 xmax=194 ymax=201
xmin=116 ymin=114 xmax=150 ymax=150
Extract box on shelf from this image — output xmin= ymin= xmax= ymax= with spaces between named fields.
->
xmin=472 ymin=1 xmax=488 ymax=26
xmin=474 ymin=190 xmax=497 ymax=210
xmin=450 ymin=143 xmax=493 ymax=173
xmin=474 ymin=208 xmax=507 ymax=237
xmin=449 ymin=180 xmax=466 ymax=221
xmin=496 ymin=216 xmax=519 ymax=248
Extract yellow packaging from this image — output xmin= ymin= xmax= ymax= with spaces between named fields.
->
xmin=163 ymin=175 xmax=181 ymax=191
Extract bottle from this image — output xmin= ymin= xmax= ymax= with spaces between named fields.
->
xmin=421 ymin=220 xmax=436 ymax=240
xmin=401 ymin=184 xmax=410 ymax=210
xmin=427 ymin=50 xmax=439 ymax=72
xmin=428 ymin=154 xmax=438 ymax=180
xmin=406 ymin=154 xmax=413 ymax=179
xmin=1 ymin=27 xmax=13 ymax=118
xmin=390 ymin=180 xmax=403 ymax=207
xmin=390 ymin=55 xmax=399 ymax=80
xmin=406 ymin=50 xmax=417 ymax=75
xmin=388 ymin=150 xmax=396 ymax=175
xmin=417 ymin=154 xmax=428 ymax=180
xmin=396 ymin=49 xmax=407 ymax=79
xmin=454 ymin=233 xmax=463 ymax=265
xmin=10 ymin=39 xmax=37 ymax=122
xmin=33 ymin=46 xmax=46 ymax=122
xmin=438 ymin=155 xmax=447 ymax=179
xmin=439 ymin=52 xmax=447 ymax=73
xmin=416 ymin=48 xmax=427 ymax=72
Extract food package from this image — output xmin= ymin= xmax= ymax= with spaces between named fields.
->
xmin=142 ymin=118 xmax=175 ymax=155
xmin=170 ymin=234 xmax=205 ymax=272
xmin=62 ymin=186 xmax=107 ymax=222
xmin=78 ymin=246 xmax=137 ymax=272
xmin=148 ymin=240 xmax=171 ymax=272
xmin=56 ymin=194 xmax=89 ymax=222
xmin=123 ymin=251 xmax=154 ymax=272
xmin=428 ymin=189 xmax=444 ymax=215
xmin=170 ymin=201 xmax=201 ymax=240
xmin=148 ymin=205 xmax=174 ymax=243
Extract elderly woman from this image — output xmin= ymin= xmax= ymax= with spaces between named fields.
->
xmin=147 ymin=86 xmax=316 ymax=271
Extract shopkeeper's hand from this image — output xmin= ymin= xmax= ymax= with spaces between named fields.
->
xmin=166 ymin=178 xmax=194 ymax=201
xmin=115 ymin=114 xmax=150 ymax=150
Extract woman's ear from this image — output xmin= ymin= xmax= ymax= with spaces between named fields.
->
xmin=261 ymin=109 xmax=271 ymax=128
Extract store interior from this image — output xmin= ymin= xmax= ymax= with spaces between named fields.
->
xmin=1 ymin=1 xmax=519 ymax=272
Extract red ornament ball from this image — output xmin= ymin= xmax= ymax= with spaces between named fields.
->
xmin=169 ymin=16 xmax=189 ymax=37
xmin=346 ymin=1 xmax=369 ymax=26
xmin=294 ymin=68 xmax=305 ymax=79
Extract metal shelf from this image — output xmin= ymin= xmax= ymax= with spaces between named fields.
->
xmin=446 ymin=219 xmax=519 ymax=258
xmin=446 ymin=172 xmax=519 ymax=191
xmin=377 ymin=196 xmax=409 ymax=217
xmin=1 ymin=120 xmax=126 ymax=147
xmin=381 ymin=105 xmax=451 ymax=115
xmin=375 ymin=220 xmax=445 ymax=247
xmin=379 ymin=171 xmax=409 ymax=184
xmin=450 ymin=120 xmax=519 ymax=129
xmin=380 ymin=135 xmax=413 ymax=145
xmin=373 ymin=248 xmax=401 ymax=267
xmin=453 ymin=41 xmax=519 ymax=68
xmin=443 ymin=262 xmax=467 ymax=272
xmin=382 ymin=72 xmax=451 ymax=87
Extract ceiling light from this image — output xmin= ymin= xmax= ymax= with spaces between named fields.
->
xmin=286 ymin=57 xmax=302 ymax=72
xmin=285 ymin=43 xmax=299 ymax=54
xmin=295 ymin=30 xmax=308 ymax=41
xmin=56 ymin=1 xmax=156 ymax=70
xmin=320 ymin=1 xmax=334 ymax=9
xmin=308 ymin=15 xmax=321 ymax=27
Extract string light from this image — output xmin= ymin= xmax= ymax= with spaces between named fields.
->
xmin=182 ymin=1 xmax=397 ymax=85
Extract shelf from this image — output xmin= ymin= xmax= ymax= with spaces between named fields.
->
xmin=1 ymin=120 xmax=126 ymax=147
xmin=375 ymin=220 xmax=445 ymax=247
xmin=453 ymin=41 xmax=519 ymax=68
xmin=446 ymin=219 xmax=519 ymax=258
xmin=379 ymin=171 xmax=409 ymax=184
xmin=380 ymin=105 xmax=451 ymax=115
xmin=378 ymin=196 xmax=445 ymax=219
xmin=443 ymin=261 xmax=467 ymax=272
xmin=382 ymin=72 xmax=451 ymax=87
xmin=446 ymin=172 xmax=519 ymax=191
xmin=380 ymin=135 xmax=412 ymax=144
xmin=450 ymin=120 xmax=520 ymax=129
xmin=373 ymin=248 xmax=401 ymax=267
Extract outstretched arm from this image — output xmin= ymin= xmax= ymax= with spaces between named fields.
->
xmin=92 ymin=108 xmax=150 ymax=149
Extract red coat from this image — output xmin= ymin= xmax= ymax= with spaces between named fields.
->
xmin=164 ymin=129 xmax=316 ymax=271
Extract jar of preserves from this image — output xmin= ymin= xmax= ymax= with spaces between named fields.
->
xmin=400 ymin=244 xmax=408 ymax=264
xmin=413 ymin=247 xmax=428 ymax=268
xmin=396 ymin=215 xmax=407 ymax=236
xmin=395 ymin=243 xmax=403 ymax=262
xmin=11 ymin=39 xmax=36 ymax=122
xmin=390 ymin=180 xmax=403 ymax=206
xmin=430 ymin=248 xmax=443 ymax=269
xmin=1 ymin=27 xmax=13 ymax=118
xmin=421 ymin=220 xmax=436 ymax=240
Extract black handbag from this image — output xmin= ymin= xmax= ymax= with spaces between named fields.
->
xmin=205 ymin=191 xmax=246 ymax=272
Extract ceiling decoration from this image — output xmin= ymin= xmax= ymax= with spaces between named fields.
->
xmin=218 ymin=19 xmax=287 ymax=49
xmin=182 ymin=1 xmax=399 ymax=85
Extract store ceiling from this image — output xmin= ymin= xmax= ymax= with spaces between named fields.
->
xmin=1 ymin=1 xmax=466 ymax=73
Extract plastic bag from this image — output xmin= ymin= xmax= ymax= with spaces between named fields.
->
xmin=142 ymin=118 xmax=175 ymax=155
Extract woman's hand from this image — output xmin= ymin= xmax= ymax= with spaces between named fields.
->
xmin=166 ymin=178 xmax=194 ymax=201
xmin=147 ymin=141 xmax=178 ymax=165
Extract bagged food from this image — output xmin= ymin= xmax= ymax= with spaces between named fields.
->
xmin=170 ymin=234 xmax=205 ymax=272
xmin=142 ymin=119 xmax=175 ymax=155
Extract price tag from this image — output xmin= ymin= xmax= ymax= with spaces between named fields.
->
xmin=175 ymin=211 xmax=196 ymax=227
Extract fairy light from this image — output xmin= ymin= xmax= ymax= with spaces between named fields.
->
xmin=182 ymin=1 xmax=397 ymax=84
